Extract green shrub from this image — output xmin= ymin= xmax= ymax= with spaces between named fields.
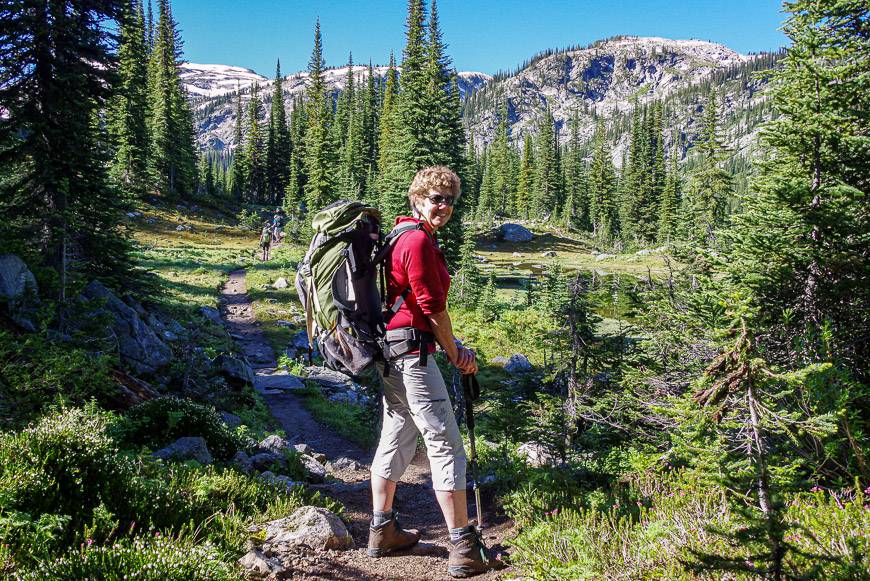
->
xmin=236 ymin=207 xmax=262 ymax=231
xmin=508 ymin=470 xmax=869 ymax=580
xmin=0 ymin=331 xmax=116 ymax=427
xmin=120 ymin=397 xmax=252 ymax=460
xmin=0 ymin=406 xmax=344 ymax=572
xmin=12 ymin=535 xmax=237 ymax=581
xmin=0 ymin=407 xmax=134 ymax=563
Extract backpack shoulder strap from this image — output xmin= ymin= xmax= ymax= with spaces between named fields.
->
xmin=373 ymin=221 xmax=427 ymax=264
xmin=373 ymin=221 xmax=428 ymax=315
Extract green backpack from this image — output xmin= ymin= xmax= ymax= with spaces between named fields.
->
xmin=295 ymin=200 xmax=425 ymax=375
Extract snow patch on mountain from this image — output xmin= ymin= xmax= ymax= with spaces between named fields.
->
xmin=180 ymin=63 xmax=268 ymax=97
xmin=187 ymin=63 xmax=491 ymax=150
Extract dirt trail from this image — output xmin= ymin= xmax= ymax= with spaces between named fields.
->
xmin=220 ymin=270 xmax=513 ymax=580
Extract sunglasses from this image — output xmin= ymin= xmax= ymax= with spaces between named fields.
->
xmin=425 ymin=194 xmax=456 ymax=207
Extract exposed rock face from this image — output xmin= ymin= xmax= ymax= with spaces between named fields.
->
xmin=261 ymin=506 xmax=354 ymax=553
xmin=153 ymin=436 xmax=213 ymax=464
xmin=500 ymin=223 xmax=534 ymax=243
xmin=81 ymin=280 xmax=171 ymax=374
xmin=465 ymin=37 xmax=778 ymax=178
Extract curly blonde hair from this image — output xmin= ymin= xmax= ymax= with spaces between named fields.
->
xmin=407 ymin=165 xmax=461 ymax=207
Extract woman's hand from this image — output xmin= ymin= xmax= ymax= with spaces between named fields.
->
xmin=453 ymin=346 xmax=478 ymax=375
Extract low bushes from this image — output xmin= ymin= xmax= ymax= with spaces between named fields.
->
xmin=0 ymin=331 xmax=116 ymax=427
xmin=120 ymin=396 xmax=252 ymax=460
xmin=507 ymin=470 xmax=869 ymax=580
xmin=0 ymin=407 xmax=342 ymax=575
xmin=12 ymin=535 xmax=236 ymax=581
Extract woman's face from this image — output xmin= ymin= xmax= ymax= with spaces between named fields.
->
xmin=415 ymin=187 xmax=455 ymax=231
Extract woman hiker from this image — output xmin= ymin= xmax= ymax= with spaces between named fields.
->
xmin=367 ymin=166 xmax=502 ymax=578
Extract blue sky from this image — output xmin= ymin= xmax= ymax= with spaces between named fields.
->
xmin=170 ymin=0 xmax=788 ymax=77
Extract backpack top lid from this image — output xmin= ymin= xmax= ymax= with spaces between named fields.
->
xmin=311 ymin=200 xmax=381 ymax=237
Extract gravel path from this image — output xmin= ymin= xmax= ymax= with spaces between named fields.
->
xmin=220 ymin=270 xmax=514 ymax=580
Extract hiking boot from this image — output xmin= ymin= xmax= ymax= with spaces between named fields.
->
xmin=448 ymin=527 xmax=504 ymax=578
xmin=367 ymin=513 xmax=421 ymax=557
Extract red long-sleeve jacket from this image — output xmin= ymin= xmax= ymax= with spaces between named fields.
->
xmin=385 ymin=217 xmax=451 ymax=353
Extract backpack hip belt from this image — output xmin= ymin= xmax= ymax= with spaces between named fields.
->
xmin=383 ymin=327 xmax=435 ymax=368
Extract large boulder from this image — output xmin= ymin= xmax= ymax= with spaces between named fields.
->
xmin=492 ymin=354 xmax=532 ymax=374
xmin=0 ymin=254 xmax=38 ymax=301
xmin=304 ymin=366 xmax=356 ymax=391
xmin=0 ymin=254 xmax=39 ymax=331
xmin=250 ymin=451 xmax=286 ymax=472
xmin=153 ymin=436 xmax=213 ymax=464
xmin=232 ymin=450 xmax=254 ymax=474
xmin=238 ymin=549 xmax=285 ymax=579
xmin=302 ymin=456 xmax=327 ymax=483
xmin=500 ymin=223 xmax=534 ymax=243
xmin=517 ymin=442 xmax=556 ymax=468
xmin=258 ymin=434 xmax=290 ymax=455
xmin=198 ymin=306 xmax=223 ymax=326
xmin=215 ymin=354 xmax=255 ymax=386
xmin=81 ymin=280 xmax=171 ymax=374
xmin=261 ymin=506 xmax=353 ymax=554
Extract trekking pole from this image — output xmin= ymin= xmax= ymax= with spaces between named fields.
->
xmin=462 ymin=373 xmax=483 ymax=530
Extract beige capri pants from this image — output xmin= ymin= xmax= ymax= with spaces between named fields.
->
xmin=370 ymin=354 xmax=467 ymax=491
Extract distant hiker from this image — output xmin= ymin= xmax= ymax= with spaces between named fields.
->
xmin=271 ymin=207 xmax=286 ymax=243
xmin=368 ymin=166 xmax=501 ymax=578
xmin=259 ymin=222 xmax=272 ymax=261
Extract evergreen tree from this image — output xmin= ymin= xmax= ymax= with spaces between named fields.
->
xmin=240 ymin=84 xmax=266 ymax=201
xmin=562 ymin=113 xmax=589 ymax=230
xmin=657 ymin=148 xmax=680 ymax=244
xmin=588 ymin=121 xmax=619 ymax=243
xmin=0 ymin=0 xmax=135 ymax=300
xmin=725 ymin=0 xmax=870 ymax=384
xmin=285 ymin=95 xmax=307 ymax=215
xmin=515 ymin=135 xmax=535 ymax=221
xmin=265 ymin=60 xmax=291 ymax=205
xmin=302 ymin=18 xmax=337 ymax=214
xmin=336 ymin=55 xmax=366 ymax=199
xmin=534 ymin=106 xmax=560 ymax=220
xmin=230 ymin=87 xmax=244 ymax=199
xmin=147 ymin=0 xmax=197 ymax=197
xmin=107 ymin=0 xmax=149 ymax=199
xmin=377 ymin=52 xmax=407 ymax=224
xmin=450 ymin=229 xmax=483 ymax=308
xmin=360 ymin=61 xmax=380 ymax=203
xmin=477 ymin=103 xmax=510 ymax=220
xmin=680 ymin=92 xmax=731 ymax=244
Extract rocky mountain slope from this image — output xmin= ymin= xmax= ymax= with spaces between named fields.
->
xmin=462 ymin=36 xmax=779 ymax=165
xmin=185 ymin=63 xmax=491 ymax=151
xmin=186 ymin=36 xmax=781 ymax=167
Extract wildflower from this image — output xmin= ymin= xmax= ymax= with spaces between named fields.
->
xmin=86 ymin=538 xmax=93 ymax=547
xmin=810 ymin=485 xmax=823 ymax=493
xmin=864 ymin=486 xmax=870 ymax=495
